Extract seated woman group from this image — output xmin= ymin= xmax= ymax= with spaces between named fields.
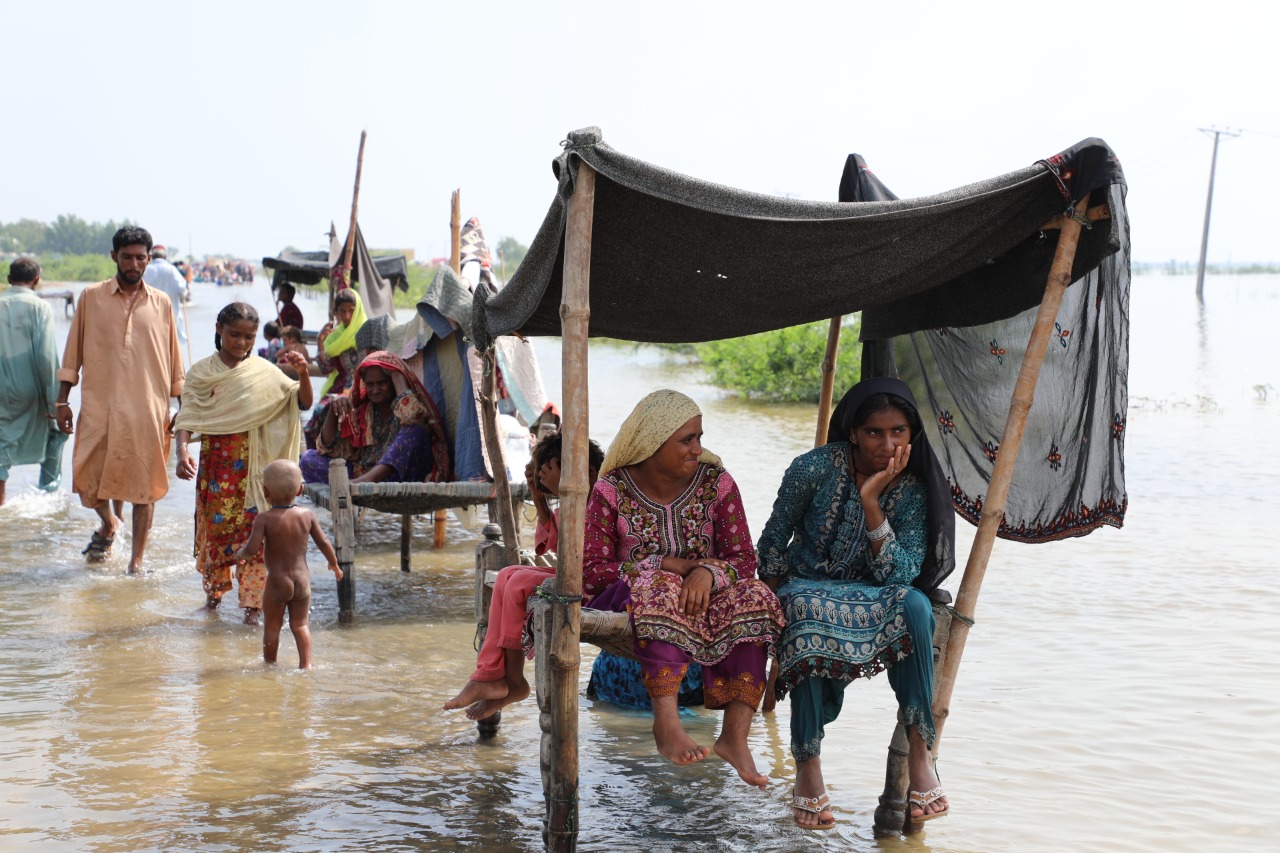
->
xmin=300 ymin=350 xmax=451 ymax=485
xmin=446 ymin=381 xmax=953 ymax=828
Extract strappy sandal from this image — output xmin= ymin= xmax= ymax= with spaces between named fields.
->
xmin=909 ymin=786 xmax=949 ymax=823
xmin=82 ymin=531 xmax=114 ymax=563
xmin=792 ymin=793 xmax=836 ymax=831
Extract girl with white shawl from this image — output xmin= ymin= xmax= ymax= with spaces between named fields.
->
xmin=174 ymin=302 xmax=312 ymax=624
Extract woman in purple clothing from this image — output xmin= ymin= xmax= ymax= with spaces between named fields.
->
xmin=299 ymin=351 xmax=451 ymax=485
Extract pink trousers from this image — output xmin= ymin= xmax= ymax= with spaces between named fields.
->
xmin=471 ymin=563 xmax=555 ymax=682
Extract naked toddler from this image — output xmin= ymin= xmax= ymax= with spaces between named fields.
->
xmin=235 ymin=459 xmax=342 ymax=669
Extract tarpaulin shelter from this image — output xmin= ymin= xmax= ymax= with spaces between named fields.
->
xmin=470 ymin=126 xmax=1129 ymax=850
xmin=262 ymin=248 xmax=409 ymax=293
xmin=263 ymin=232 xmax=407 ymax=322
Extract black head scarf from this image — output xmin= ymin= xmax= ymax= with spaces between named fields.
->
xmin=827 ymin=377 xmax=956 ymax=593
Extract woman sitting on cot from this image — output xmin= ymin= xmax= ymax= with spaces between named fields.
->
xmin=443 ymin=431 xmax=605 ymax=720
xmin=299 ymin=351 xmax=451 ymax=485
xmin=583 ymin=389 xmax=785 ymax=789
xmin=757 ymin=377 xmax=955 ymax=830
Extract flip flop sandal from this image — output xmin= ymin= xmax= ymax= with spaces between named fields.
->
xmin=909 ymin=786 xmax=949 ymax=823
xmin=82 ymin=531 xmax=114 ymax=563
xmin=792 ymin=793 xmax=836 ymax=831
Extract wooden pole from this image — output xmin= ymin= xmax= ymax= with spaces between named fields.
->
xmin=327 ymin=222 xmax=338 ymax=320
xmin=813 ymin=316 xmax=843 ymax=446
xmin=1194 ymin=128 xmax=1238 ymax=300
xmin=930 ymin=193 xmax=1091 ymax=747
xmin=480 ymin=348 xmax=520 ymax=563
xmin=329 ymin=457 xmax=357 ymax=624
xmin=342 ymin=130 xmax=367 ymax=279
xmin=547 ymin=161 xmax=595 ymax=853
xmin=433 ymin=190 xmax=464 ymax=549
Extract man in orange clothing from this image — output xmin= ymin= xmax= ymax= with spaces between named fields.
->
xmin=56 ymin=226 xmax=185 ymax=573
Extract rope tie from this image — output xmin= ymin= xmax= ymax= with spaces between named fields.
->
xmin=1069 ymin=208 xmax=1094 ymax=230
xmin=535 ymin=586 xmax=585 ymax=605
xmin=945 ymin=605 xmax=975 ymax=627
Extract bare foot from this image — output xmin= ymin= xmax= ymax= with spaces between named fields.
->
xmin=714 ymin=734 xmax=768 ymax=790
xmin=243 ymin=608 xmax=261 ymax=626
xmin=205 ymin=596 xmax=220 ymax=611
xmin=653 ymin=716 xmax=710 ymax=766
xmin=464 ymin=681 xmax=530 ymax=720
xmin=127 ymin=560 xmax=143 ymax=575
xmin=443 ymin=679 xmax=508 ymax=711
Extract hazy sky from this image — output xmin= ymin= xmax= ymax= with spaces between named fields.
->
xmin=4 ymin=1 xmax=1276 ymax=265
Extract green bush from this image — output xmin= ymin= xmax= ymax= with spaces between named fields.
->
xmin=395 ymin=262 xmax=443 ymax=309
xmin=694 ymin=318 xmax=862 ymax=403
xmin=34 ymin=253 xmax=117 ymax=283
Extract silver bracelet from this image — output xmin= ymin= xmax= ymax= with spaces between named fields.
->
xmin=867 ymin=518 xmax=892 ymax=541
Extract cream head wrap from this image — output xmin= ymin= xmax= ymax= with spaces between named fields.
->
xmin=600 ymin=389 xmax=722 ymax=475
xmin=175 ymin=354 xmax=303 ymax=512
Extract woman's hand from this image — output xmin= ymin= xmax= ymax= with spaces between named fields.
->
xmin=860 ymin=442 xmax=912 ymax=501
xmin=678 ymin=566 xmax=713 ymax=617
xmin=176 ymin=445 xmax=198 ymax=480
xmin=329 ymin=395 xmax=353 ymax=418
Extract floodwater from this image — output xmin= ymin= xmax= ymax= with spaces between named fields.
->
xmin=1 ymin=274 xmax=1277 ymax=852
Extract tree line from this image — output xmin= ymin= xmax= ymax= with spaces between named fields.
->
xmin=1 ymin=214 xmax=136 ymax=256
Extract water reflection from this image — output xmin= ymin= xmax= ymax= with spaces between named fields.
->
xmin=1 ymin=275 xmax=1277 ymax=851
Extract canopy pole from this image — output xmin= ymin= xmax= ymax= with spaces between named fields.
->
xmin=436 ymin=190 xmax=466 ymax=549
xmin=480 ymin=349 xmax=519 ymax=562
xmin=931 ymin=193 xmax=1091 ymax=749
xmin=813 ymin=316 xmax=842 ymax=446
xmin=546 ymin=161 xmax=594 ymax=853
xmin=342 ymin=130 xmax=367 ymax=278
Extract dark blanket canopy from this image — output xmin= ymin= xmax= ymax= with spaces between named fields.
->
xmin=473 ymin=127 xmax=1129 ymax=546
xmin=263 ymin=249 xmax=409 ymax=293
xmin=472 ymin=127 xmax=1124 ymax=350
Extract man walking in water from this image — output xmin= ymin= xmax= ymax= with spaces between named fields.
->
xmin=56 ymin=226 xmax=185 ymax=572
xmin=143 ymin=243 xmax=189 ymax=344
xmin=0 ymin=258 xmax=68 ymax=506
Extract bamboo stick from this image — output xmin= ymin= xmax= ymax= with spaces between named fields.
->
xmin=342 ymin=130 xmax=367 ymax=278
xmin=547 ymin=160 xmax=595 ymax=853
xmin=435 ymin=191 xmax=463 ymax=549
xmin=480 ymin=348 xmax=520 ymax=564
xmin=813 ymin=316 xmax=843 ymax=446
xmin=930 ymin=194 xmax=1092 ymax=747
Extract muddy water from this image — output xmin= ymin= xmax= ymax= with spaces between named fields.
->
xmin=1 ymin=275 xmax=1276 ymax=852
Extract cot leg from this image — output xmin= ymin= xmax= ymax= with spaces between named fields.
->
xmin=475 ymin=523 xmax=506 ymax=738
xmin=874 ymin=591 xmax=954 ymax=834
xmin=329 ymin=458 xmax=357 ymax=624
xmin=433 ymin=508 xmax=447 ymax=549
xmin=401 ymin=514 xmax=412 ymax=572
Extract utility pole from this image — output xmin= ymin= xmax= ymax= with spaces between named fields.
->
xmin=1195 ymin=126 xmax=1241 ymax=301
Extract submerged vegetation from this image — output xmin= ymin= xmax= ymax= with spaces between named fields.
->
xmin=694 ymin=319 xmax=862 ymax=403
xmin=31 ymin=253 xmax=117 ymax=283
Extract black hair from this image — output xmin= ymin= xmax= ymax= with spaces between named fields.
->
xmin=334 ymin=288 xmax=357 ymax=307
xmin=532 ymin=431 xmax=604 ymax=473
xmin=112 ymin=225 xmax=153 ymax=253
xmin=849 ymin=392 xmax=924 ymax=439
xmin=263 ymin=320 xmax=280 ymax=339
xmin=280 ymin=325 xmax=304 ymax=342
xmin=8 ymin=257 xmax=40 ymax=283
xmin=214 ymin=302 xmax=260 ymax=357
xmin=277 ymin=283 xmax=295 ymax=298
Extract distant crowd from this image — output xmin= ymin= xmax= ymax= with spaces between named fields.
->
xmin=181 ymin=258 xmax=256 ymax=287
